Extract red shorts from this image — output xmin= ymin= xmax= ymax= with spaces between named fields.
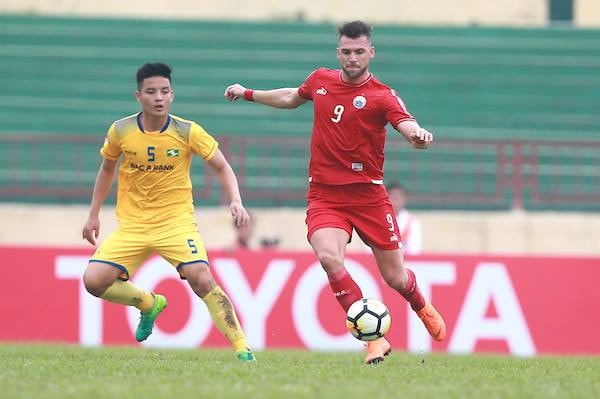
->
xmin=305 ymin=183 xmax=403 ymax=250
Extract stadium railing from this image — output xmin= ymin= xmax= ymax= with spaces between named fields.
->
xmin=1 ymin=134 xmax=598 ymax=211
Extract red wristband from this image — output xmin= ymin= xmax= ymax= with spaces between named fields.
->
xmin=244 ymin=89 xmax=254 ymax=101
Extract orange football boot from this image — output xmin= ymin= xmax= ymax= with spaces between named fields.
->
xmin=364 ymin=337 xmax=392 ymax=364
xmin=416 ymin=301 xmax=446 ymax=341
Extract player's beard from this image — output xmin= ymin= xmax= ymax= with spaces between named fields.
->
xmin=342 ymin=65 xmax=368 ymax=81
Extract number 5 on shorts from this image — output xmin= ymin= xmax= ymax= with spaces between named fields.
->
xmin=187 ymin=239 xmax=198 ymax=254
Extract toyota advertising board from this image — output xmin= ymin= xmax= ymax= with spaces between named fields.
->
xmin=1 ymin=247 xmax=599 ymax=356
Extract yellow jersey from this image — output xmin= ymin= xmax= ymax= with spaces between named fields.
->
xmin=100 ymin=113 xmax=218 ymax=224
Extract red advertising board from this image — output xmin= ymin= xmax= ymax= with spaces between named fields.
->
xmin=1 ymin=246 xmax=599 ymax=356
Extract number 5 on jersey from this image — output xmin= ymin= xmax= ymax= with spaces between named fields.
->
xmin=147 ymin=146 xmax=155 ymax=162
xmin=331 ymin=105 xmax=344 ymax=123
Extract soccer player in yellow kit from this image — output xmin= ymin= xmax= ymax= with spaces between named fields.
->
xmin=82 ymin=62 xmax=255 ymax=362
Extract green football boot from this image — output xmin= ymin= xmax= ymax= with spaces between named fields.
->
xmin=135 ymin=294 xmax=167 ymax=342
xmin=236 ymin=350 xmax=256 ymax=363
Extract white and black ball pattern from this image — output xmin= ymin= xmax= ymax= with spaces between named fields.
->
xmin=345 ymin=298 xmax=392 ymax=341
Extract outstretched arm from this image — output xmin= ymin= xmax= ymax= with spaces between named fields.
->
xmin=224 ymin=83 xmax=307 ymax=109
xmin=82 ymin=158 xmax=118 ymax=245
xmin=397 ymin=120 xmax=433 ymax=150
xmin=206 ymin=149 xmax=250 ymax=228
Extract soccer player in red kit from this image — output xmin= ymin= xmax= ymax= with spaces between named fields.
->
xmin=224 ymin=20 xmax=445 ymax=364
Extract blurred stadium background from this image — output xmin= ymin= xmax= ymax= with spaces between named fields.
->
xmin=0 ymin=0 xmax=599 ymax=363
xmin=1 ymin=0 xmax=599 ymax=253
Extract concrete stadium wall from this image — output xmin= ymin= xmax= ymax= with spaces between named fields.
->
xmin=2 ymin=0 xmax=548 ymax=26
xmin=1 ymin=204 xmax=598 ymax=256
xmin=575 ymin=0 xmax=600 ymax=26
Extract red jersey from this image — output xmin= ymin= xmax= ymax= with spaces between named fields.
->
xmin=298 ymin=68 xmax=415 ymax=185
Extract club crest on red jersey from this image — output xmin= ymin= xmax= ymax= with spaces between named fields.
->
xmin=353 ymin=95 xmax=367 ymax=109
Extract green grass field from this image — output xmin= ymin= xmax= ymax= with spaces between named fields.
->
xmin=1 ymin=344 xmax=598 ymax=399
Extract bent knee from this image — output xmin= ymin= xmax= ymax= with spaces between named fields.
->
xmin=180 ymin=263 xmax=216 ymax=296
xmin=83 ymin=274 xmax=108 ymax=297
xmin=83 ymin=264 xmax=119 ymax=297
xmin=381 ymin=271 xmax=407 ymax=291
xmin=316 ymin=250 xmax=344 ymax=271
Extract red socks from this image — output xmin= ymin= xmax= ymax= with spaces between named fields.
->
xmin=400 ymin=269 xmax=426 ymax=311
xmin=328 ymin=268 xmax=425 ymax=313
xmin=328 ymin=268 xmax=363 ymax=312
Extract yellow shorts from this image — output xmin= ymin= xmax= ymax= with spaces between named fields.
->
xmin=90 ymin=217 xmax=208 ymax=280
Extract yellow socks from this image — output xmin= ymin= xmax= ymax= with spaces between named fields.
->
xmin=100 ymin=280 xmax=155 ymax=312
xmin=101 ymin=282 xmax=249 ymax=351
xmin=202 ymin=286 xmax=249 ymax=353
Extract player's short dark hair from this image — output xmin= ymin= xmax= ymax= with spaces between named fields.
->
xmin=337 ymin=20 xmax=372 ymax=41
xmin=136 ymin=62 xmax=172 ymax=88
xmin=386 ymin=181 xmax=406 ymax=193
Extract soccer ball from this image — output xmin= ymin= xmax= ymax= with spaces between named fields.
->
xmin=345 ymin=298 xmax=391 ymax=341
